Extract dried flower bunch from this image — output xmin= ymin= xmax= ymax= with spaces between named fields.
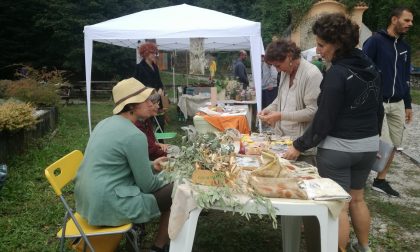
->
xmin=163 ymin=132 xmax=238 ymax=185
xmin=163 ymin=131 xmax=278 ymax=228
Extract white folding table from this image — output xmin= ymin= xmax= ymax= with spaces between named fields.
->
xmin=169 ymin=183 xmax=341 ymax=252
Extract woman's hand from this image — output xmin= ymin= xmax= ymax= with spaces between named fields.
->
xmin=258 ymin=110 xmax=281 ymax=127
xmin=282 ymin=145 xmax=301 ymax=161
xmin=158 ymin=143 xmax=169 ymax=152
xmin=153 ymin=156 xmax=168 ymax=172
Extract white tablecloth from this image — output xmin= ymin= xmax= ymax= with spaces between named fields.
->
xmin=178 ymin=94 xmax=210 ymax=119
xmin=169 ymin=181 xmax=345 ymax=252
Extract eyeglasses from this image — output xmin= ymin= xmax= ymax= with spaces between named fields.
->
xmin=147 ymin=93 xmax=161 ymax=104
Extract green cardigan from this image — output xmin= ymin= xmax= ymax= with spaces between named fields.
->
xmin=75 ymin=115 xmax=166 ymax=226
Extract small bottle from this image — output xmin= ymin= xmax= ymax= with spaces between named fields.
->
xmin=239 ymin=141 xmax=246 ymax=154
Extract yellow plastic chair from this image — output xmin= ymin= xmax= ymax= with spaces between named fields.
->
xmin=44 ymin=150 xmax=140 ymax=252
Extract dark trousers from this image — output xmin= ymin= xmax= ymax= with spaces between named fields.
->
xmin=262 ymin=87 xmax=278 ymax=109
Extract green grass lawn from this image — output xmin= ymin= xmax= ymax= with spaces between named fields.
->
xmin=411 ymin=89 xmax=420 ymax=104
xmin=0 ymin=100 xmax=418 ymax=251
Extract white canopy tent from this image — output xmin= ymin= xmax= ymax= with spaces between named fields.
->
xmin=84 ymin=4 xmax=263 ymax=132
xmin=302 ymin=47 xmax=317 ymax=61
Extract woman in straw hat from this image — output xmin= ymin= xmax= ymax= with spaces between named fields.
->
xmin=75 ymin=78 xmax=172 ymax=252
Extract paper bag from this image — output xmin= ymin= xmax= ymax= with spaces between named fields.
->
xmin=372 ymin=140 xmax=394 ymax=172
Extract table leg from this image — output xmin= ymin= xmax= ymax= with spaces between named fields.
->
xmin=317 ymin=210 xmax=338 ymax=252
xmin=169 ymin=208 xmax=202 ymax=252
xmin=281 ymin=216 xmax=302 ymax=252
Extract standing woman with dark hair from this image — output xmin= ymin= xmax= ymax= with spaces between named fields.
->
xmin=134 ymin=42 xmax=166 ymax=131
xmin=283 ymin=13 xmax=383 ymax=252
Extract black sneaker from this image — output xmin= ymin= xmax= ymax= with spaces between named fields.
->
xmin=372 ymin=179 xmax=400 ymax=197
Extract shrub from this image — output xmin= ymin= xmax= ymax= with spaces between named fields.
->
xmin=6 ymin=79 xmax=60 ymax=107
xmin=0 ymin=102 xmax=37 ymax=131
xmin=0 ymin=80 xmax=13 ymax=98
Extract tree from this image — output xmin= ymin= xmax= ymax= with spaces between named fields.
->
xmin=0 ymin=0 xmax=418 ymax=80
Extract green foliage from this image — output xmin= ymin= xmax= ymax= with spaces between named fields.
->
xmin=0 ymin=102 xmax=37 ymax=131
xmin=411 ymin=89 xmax=420 ymax=104
xmin=1 ymin=0 xmax=418 ymax=80
xmin=0 ymin=101 xmax=419 ymax=251
xmin=5 ymin=79 xmax=59 ymax=107
xmin=3 ymin=66 xmax=71 ymax=106
xmin=215 ymin=79 xmax=228 ymax=93
xmin=0 ymin=80 xmax=12 ymax=98
xmin=162 ymin=131 xmax=278 ymax=228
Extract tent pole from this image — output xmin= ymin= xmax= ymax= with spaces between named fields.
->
xmin=186 ymin=52 xmax=189 ymax=86
xmin=172 ymin=50 xmax=176 ymax=103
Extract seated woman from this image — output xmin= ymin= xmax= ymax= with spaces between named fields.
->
xmin=134 ymin=94 xmax=169 ymax=160
xmin=75 ymin=78 xmax=172 ymax=252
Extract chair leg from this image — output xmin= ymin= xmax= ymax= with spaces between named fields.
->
xmin=60 ymin=211 xmax=70 ymax=252
xmin=125 ymin=224 xmax=146 ymax=252
xmin=154 ymin=116 xmax=163 ymax=133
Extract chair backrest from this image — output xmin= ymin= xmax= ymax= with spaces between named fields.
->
xmin=44 ymin=150 xmax=83 ymax=196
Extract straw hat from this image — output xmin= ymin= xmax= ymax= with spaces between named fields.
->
xmin=112 ymin=78 xmax=155 ymax=115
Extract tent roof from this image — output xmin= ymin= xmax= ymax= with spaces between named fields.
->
xmin=84 ymin=4 xmax=263 ymax=133
xmin=84 ymin=4 xmax=261 ymax=51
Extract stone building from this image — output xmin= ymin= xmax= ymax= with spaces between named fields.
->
xmin=290 ymin=0 xmax=371 ymax=51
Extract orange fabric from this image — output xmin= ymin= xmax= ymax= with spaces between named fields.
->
xmin=198 ymin=113 xmax=250 ymax=134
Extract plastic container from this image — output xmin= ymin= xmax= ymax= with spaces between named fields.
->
xmin=155 ymin=132 xmax=177 ymax=140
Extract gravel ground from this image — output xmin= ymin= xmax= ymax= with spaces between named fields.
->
xmin=367 ymin=103 xmax=420 ymax=205
xmin=365 ymin=103 xmax=420 ymax=248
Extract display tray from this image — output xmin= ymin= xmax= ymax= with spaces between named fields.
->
xmin=235 ymin=155 xmax=261 ymax=170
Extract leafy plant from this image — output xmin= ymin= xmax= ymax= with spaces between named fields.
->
xmin=0 ymin=102 xmax=37 ymax=131
xmin=0 ymin=80 xmax=13 ymax=98
xmin=214 ymin=79 xmax=227 ymax=93
xmin=163 ymin=131 xmax=278 ymax=228
xmin=5 ymin=78 xmax=60 ymax=107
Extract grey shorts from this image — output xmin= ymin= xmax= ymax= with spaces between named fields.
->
xmin=316 ymin=148 xmax=376 ymax=192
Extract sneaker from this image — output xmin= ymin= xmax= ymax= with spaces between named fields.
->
xmin=348 ymin=242 xmax=372 ymax=252
xmin=372 ymin=179 xmax=400 ymax=197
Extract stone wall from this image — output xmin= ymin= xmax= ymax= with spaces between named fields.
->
xmin=0 ymin=107 xmax=58 ymax=163
xmin=411 ymin=74 xmax=420 ymax=89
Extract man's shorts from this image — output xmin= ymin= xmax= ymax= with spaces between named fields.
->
xmin=381 ymin=100 xmax=405 ymax=147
